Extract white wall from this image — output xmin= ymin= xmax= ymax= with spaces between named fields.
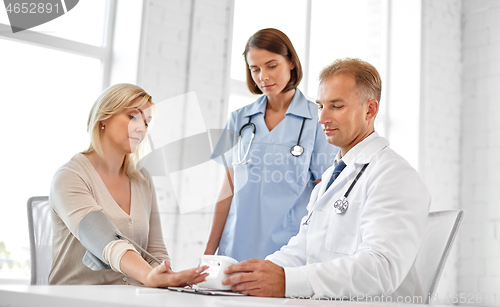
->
xmin=420 ymin=0 xmax=462 ymax=298
xmin=460 ymin=0 xmax=500 ymax=295
xmin=417 ymin=0 xmax=500 ymax=299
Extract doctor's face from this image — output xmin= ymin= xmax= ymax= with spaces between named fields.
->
xmin=246 ymin=47 xmax=294 ymax=97
xmin=317 ymin=74 xmax=374 ymax=156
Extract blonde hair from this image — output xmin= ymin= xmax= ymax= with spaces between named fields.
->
xmin=319 ymin=58 xmax=381 ymax=103
xmin=82 ymin=83 xmax=154 ymax=180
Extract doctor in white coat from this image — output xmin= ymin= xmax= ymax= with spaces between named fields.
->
xmin=222 ymin=58 xmax=431 ymax=301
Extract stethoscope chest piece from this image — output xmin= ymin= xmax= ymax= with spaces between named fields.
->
xmin=303 ymin=163 xmax=370 ymax=224
xmin=334 ymin=197 xmax=349 ymax=214
xmin=290 ymin=145 xmax=304 ymax=157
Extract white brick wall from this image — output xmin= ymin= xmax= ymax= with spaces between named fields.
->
xmin=421 ymin=0 xmax=500 ymax=299
xmin=460 ymin=0 xmax=500 ymax=296
xmin=137 ymin=0 xmax=233 ymax=271
xmin=420 ymin=0 xmax=462 ymax=298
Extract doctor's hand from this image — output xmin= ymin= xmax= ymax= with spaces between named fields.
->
xmin=145 ymin=260 xmax=209 ymax=288
xmin=222 ymin=259 xmax=285 ymax=297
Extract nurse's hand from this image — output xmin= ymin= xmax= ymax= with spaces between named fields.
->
xmin=222 ymin=259 xmax=285 ymax=297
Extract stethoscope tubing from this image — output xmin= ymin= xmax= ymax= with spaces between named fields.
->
xmin=233 ymin=115 xmax=306 ymax=165
xmin=303 ymin=163 xmax=370 ymax=225
xmin=344 ymin=163 xmax=369 ymax=198
xmin=236 ymin=132 xmax=255 ymax=165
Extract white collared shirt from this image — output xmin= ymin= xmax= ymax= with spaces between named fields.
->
xmin=333 ymin=131 xmax=378 ymax=168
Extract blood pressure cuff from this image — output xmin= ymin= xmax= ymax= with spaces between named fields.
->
xmin=78 ymin=210 xmax=122 ymax=271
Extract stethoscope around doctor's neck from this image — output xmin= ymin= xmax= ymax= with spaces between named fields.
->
xmin=232 ymin=115 xmax=307 ymax=166
xmin=303 ymin=162 xmax=370 ymax=224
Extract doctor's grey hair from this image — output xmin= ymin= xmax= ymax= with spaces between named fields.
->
xmin=318 ymin=58 xmax=382 ymax=104
xmin=82 ymin=83 xmax=154 ymax=180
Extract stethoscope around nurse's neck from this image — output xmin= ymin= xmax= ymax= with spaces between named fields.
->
xmin=232 ymin=115 xmax=307 ymax=166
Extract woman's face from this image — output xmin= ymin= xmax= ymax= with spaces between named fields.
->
xmin=101 ymin=99 xmax=152 ymax=155
xmin=246 ymin=47 xmax=295 ymax=97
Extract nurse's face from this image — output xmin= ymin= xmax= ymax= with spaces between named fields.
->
xmin=101 ymin=99 xmax=152 ymax=155
xmin=316 ymin=74 xmax=377 ymax=156
xmin=246 ymin=47 xmax=295 ymax=97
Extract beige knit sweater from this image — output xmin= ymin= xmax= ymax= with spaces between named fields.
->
xmin=49 ymin=153 xmax=169 ymax=285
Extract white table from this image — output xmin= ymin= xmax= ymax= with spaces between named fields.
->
xmin=0 ymin=285 xmax=467 ymax=307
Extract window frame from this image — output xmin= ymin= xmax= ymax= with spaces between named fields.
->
xmin=0 ymin=0 xmax=117 ymax=90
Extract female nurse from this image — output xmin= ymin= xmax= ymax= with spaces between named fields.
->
xmin=205 ymin=28 xmax=337 ymax=261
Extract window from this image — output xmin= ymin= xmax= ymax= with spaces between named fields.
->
xmin=0 ymin=1 xmax=115 ymax=283
xmin=0 ymin=1 xmax=108 ymax=46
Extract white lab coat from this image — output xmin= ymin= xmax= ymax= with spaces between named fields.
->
xmin=266 ymin=133 xmax=431 ymax=301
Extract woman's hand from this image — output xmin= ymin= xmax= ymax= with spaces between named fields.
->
xmin=145 ymin=260 xmax=209 ymax=288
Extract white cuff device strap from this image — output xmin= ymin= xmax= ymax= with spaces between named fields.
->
xmin=78 ymin=211 xmax=161 ymax=271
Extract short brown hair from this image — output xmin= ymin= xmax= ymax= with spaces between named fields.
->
xmin=319 ymin=58 xmax=381 ymax=103
xmin=243 ymin=28 xmax=302 ymax=94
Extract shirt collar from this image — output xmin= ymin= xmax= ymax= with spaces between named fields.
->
xmin=242 ymin=95 xmax=266 ymax=117
xmin=285 ymin=89 xmax=312 ymax=119
xmin=334 ymin=131 xmax=379 ymax=166
xmin=242 ymin=88 xmax=312 ymax=119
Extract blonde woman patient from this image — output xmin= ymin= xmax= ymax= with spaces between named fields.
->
xmin=49 ymin=84 xmax=208 ymax=286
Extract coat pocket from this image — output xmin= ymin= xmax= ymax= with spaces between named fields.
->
xmin=324 ymin=200 xmax=363 ymax=255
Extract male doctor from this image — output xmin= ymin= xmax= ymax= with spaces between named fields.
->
xmin=222 ymin=58 xmax=431 ymax=300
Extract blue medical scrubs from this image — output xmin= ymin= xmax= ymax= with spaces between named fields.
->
xmin=213 ymin=89 xmax=337 ymax=262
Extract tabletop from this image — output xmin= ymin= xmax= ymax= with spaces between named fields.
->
xmin=0 ymin=285 xmax=487 ymax=307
